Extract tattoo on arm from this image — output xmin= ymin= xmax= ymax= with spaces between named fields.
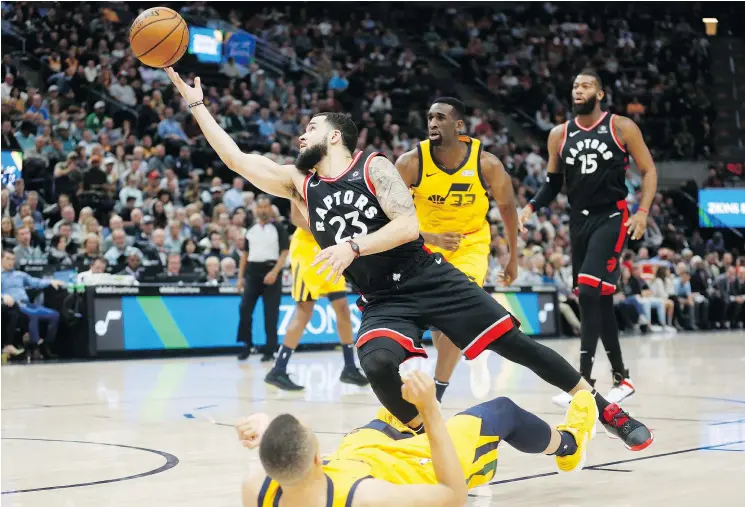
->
xmin=368 ymin=156 xmax=417 ymax=219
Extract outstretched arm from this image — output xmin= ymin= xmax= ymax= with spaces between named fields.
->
xmin=166 ymin=68 xmax=302 ymax=200
xmin=519 ymin=124 xmax=565 ymax=228
xmin=614 ymin=115 xmax=658 ymax=240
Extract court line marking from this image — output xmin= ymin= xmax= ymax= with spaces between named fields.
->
xmin=479 ymin=439 xmax=745 ymax=489
xmin=0 ymin=438 xmax=179 ymax=495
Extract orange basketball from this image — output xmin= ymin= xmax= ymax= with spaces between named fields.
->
xmin=129 ymin=7 xmax=189 ymax=68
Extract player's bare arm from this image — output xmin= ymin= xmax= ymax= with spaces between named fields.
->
xmin=166 ymin=68 xmax=306 ymax=203
xmin=518 ymin=124 xmax=564 ymax=230
xmin=290 ymin=202 xmax=311 ymax=233
xmin=613 ymin=115 xmax=658 ymax=240
xmin=481 ymin=151 xmax=519 ymax=285
xmin=395 ymin=147 xmax=463 ymax=251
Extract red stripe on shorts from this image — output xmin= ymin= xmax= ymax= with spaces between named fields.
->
xmin=615 ymin=200 xmax=629 ymax=254
xmin=356 ymin=328 xmax=428 ymax=358
xmin=462 ymin=315 xmax=514 ymax=360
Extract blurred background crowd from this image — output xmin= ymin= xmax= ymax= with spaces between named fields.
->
xmin=1 ymin=2 xmax=743 ymax=359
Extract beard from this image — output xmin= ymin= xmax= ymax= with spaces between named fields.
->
xmin=572 ymin=96 xmax=598 ymax=115
xmin=429 ymin=134 xmax=443 ymax=146
xmin=295 ymin=142 xmax=328 ymax=173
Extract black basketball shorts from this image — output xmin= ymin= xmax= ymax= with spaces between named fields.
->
xmin=569 ymin=200 xmax=629 ymax=295
xmin=355 ymin=252 xmax=520 ymax=362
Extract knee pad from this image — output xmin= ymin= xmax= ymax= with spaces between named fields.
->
xmin=359 ymin=347 xmax=400 ymax=384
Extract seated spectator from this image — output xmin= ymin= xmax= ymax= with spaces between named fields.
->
xmin=629 ymin=265 xmax=666 ymax=331
xmin=1 ymin=216 xmax=17 ymax=250
xmin=76 ymin=257 xmax=108 ymax=285
xmin=104 ymin=229 xmax=142 ymax=271
xmin=21 ymin=216 xmax=46 ymax=250
xmin=648 ymin=266 xmax=676 ymax=330
xmin=202 ymin=230 xmax=226 ymax=260
xmin=47 ymin=234 xmax=74 ymax=267
xmin=710 ymin=266 xmax=741 ymax=329
xmin=1 ymin=250 xmax=65 ymax=358
xmin=221 ymin=256 xmax=238 ymax=285
xmin=164 ymin=220 xmax=184 ymax=253
xmin=2 ymin=292 xmax=24 ymax=358
xmin=203 ymin=256 xmax=223 ymax=285
xmin=157 ymin=108 xmax=188 ymax=143
xmin=52 ymin=205 xmax=82 ymax=243
xmin=180 ymin=238 xmax=204 ymax=272
xmin=12 ymin=227 xmax=46 ymax=267
xmin=75 ymin=233 xmax=103 ymax=271
xmin=224 ymin=177 xmax=245 ymax=213
xmin=164 ymin=252 xmax=183 ymax=277
xmin=117 ymin=250 xmax=145 ymax=280
xmin=671 ymin=265 xmax=695 ymax=330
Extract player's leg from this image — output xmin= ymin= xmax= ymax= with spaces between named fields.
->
xmin=425 ymin=259 xmax=653 ymax=451
xmin=265 ymin=300 xmax=315 ymax=391
xmin=434 ymin=391 xmax=597 ymax=487
xmin=328 ymin=292 xmax=368 ymax=386
xmin=356 ymin=306 xmax=427 ymax=431
xmin=431 ymin=330 xmax=460 ymax=401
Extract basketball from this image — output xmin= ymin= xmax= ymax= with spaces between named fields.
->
xmin=129 ymin=7 xmax=189 ymax=68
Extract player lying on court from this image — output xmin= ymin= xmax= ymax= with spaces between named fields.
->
xmin=236 ymin=371 xmax=598 ymax=507
xmin=166 ymin=67 xmax=652 ymax=452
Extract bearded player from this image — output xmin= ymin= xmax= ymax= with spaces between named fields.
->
xmin=237 ymin=371 xmax=598 ymax=507
xmin=264 ymin=202 xmax=369 ymax=391
xmin=167 ymin=67 xmax=652 ymax=455
xmin=396 ymin=98 xmax=499 ymax=401
xmin=519 ymin=69 xmax=658 ymax=408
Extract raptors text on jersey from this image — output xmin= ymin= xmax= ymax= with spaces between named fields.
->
xmin=558 ymin=112 xmax=629 ymax=210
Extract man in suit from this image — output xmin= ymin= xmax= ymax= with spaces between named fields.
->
xmin=710 ymin=266 xmax=738 ymax=329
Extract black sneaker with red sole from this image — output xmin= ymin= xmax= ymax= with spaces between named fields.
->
xmin=601 ymin=403 xmax=654 ymax=451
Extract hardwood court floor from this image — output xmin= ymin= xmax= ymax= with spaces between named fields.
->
xmin=2 ymin=331 xmax=744 ymax=506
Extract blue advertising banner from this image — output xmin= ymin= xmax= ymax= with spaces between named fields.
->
xmin=224 ymin=31 xmax=256 ymax=66
xmin=188 ymin=26 xmax=223 ymax=64
xmin=2 ymin=151 xmax=23 ymax=189
xmin=94 ymin=292 xmax=557 ymax=351
xmin=698 ymin=188 xmax=745 ymax=228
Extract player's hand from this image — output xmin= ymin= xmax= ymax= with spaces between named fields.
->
xmin=518 ymin=205 xmax=533 ymax=233
xmin=401 ymin=370 xmax=436 ymax=410
xmin=439 ymin=232 xmax=465 ymax=252
xmin=235 ymin=413 xmax=271 ymax=449
xmin=2 ymin=294 xmax=14 ymax=306
xmin=50 ymin=280 xmax=65 ymax=289
xmin=311 ymin=242 xmax=356 ymax=283
xmin=263 ymin=270 xmax=278 ymax=286
xmin=625 ymin=211 xmax=648 ymax=241
xmin=165 ymin=67 xmax=203 ymax=104
xmin=496 ymin=258 xmax=518 ymax=287
xmin=236 ymin=277 xmax=244 ymax=291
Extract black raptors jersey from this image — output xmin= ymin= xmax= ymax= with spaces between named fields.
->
xmin=304 ymin=151 xmax=425 ymax=293
xmin=558 ymin=112 xmax=629 ymax=210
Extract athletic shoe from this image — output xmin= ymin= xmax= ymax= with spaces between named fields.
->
xmin=264 ymin=370 xmax=304 ymax=391
xmin=555 ymin=390 xmax=598 ymax=473
xmin=664 ymin=325 xmax=678 ymax=334
xmin=237 ymin=345 xmax=250 ymax=361
xmin=551 ymin=391 xmax=573 ymax=409
xmin=601 ymin=403 xmax=654 ymax=451
xmin=340 ymin=366 xmax=369 ymax=386
xmin=260 ymin=353 xmax=274 ymax=363
xmin=649 ymin=324 xmax=664 ymax=333
xmin=375 ymin=408 xmax=417 ymax=436
xmin=469 ymin=351 xmax=491 ymax=400
xmin=605 ymin=370 xmax=635 ymax=405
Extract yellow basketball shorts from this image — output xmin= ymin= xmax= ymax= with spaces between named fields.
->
xmin=290 ymin=235 xmax=347 ymax=302
xmin=425 ymin=240 xmax=490 ymax=287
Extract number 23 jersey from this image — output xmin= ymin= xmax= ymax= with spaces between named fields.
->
xmin=558 ymin=112 xmax=629 ymax=210
xmin=304 ymin=151 xmax=424 ymax=294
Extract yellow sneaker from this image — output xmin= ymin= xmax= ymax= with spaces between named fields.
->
xmin=375 ymin=408 xmax=418 ymax=436
xmin=555 ymin=390 xmax=598 ymax=473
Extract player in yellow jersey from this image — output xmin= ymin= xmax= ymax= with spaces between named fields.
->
xmin=264 ymin=203 xmax=369 ymax=391
xmin=396 ymin=98 xmax=519 ymax=401
xmin=237 ymin=371 xmax=597 ymax=507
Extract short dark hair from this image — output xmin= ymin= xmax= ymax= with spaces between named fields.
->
xmin=432 ymin=97 xmax=466 ymax=119
xmin=312 ymin=112 xmax=358 ymax=154
xmin=576 ymin=69 xmax=603 ymax=89
xmin=2 ymin=249 xmax=14 ymax=258
xmin=259 ymin=414 xmax=315 ymax=483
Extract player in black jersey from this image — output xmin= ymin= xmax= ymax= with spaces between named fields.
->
xmin=166 ymin=67 xmax=653 ymax=452
xmin=520 ymin=69 xmax=659 ymax=414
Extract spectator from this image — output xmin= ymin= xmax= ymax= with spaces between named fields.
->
xmin=47 ymin=234 xmax=74 ymax=267
xmin=180 ymin=238 xmax=203 ymax=272
xmin=221 ymin=256 xmax=238 ymax=285
xmin=76 ymin=256 xmax=108 ymax=284
xmin=118 ymin=250 xmax=145 ymax=280
xmin=1 ymin=250 xmax=65 ymax=358
xmin=12 ymin=227 xmax=46 ymax=267
xmin=104 ymin=229 xmax=141 ymax=269
xmin=710 ymin=266 xmax=740 ymax=329
xmin=203 ymin=256 xmax=223 ymax=285
xmin=108 ymin=76 xmax=137 ymax=106
xmin=164 ymin=252 xmax=183 ymax=277
xmin=75 ymin=233 xmax=102 ymax=271
xmin=648 ymin=265 xmax=676 ymax=330
xmin=85 ymin=101 xmax=107 ymax=133
xmin=157 ymin=108 xmax=188 ymax=143
xmin=224 ymin=177 xmax=246 ymax=213
xmin=164 ymin=220 xmax=184 ymax=253
xmin=671 ymin=265 xmax=695 ymax=330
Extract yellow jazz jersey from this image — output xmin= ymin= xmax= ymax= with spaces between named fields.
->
xmin=413 ymin=136 xmax=491 ymax=285
xmin=289 ymin=228 xmax=346 ymax=302
xmin=257 ymin=411 xmax=499 ymax=507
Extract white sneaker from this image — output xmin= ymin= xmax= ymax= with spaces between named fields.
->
xmin=664 ymin=325 xmax=678 ymax=334
xmin=551 ymin=391 xmax=573 ymax=409
xmin=469 ymin=352 xmax=491 ymax=400
xmin=649 ymin=325 xmax=664 ymax=333
xmin=605 ymin=377 xmax=635 ymax=405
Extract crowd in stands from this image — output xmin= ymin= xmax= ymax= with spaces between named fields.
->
xmin=421 ymin=2 xmax=716 ymax=161
xmin=1 ymin=3 xmax=741 ymax=360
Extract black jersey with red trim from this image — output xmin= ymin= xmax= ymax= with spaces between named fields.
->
xmin=558 ymin=112 xmax=629 ymax=210
xmin=304 ymin=151 xmax=425 ymax=294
